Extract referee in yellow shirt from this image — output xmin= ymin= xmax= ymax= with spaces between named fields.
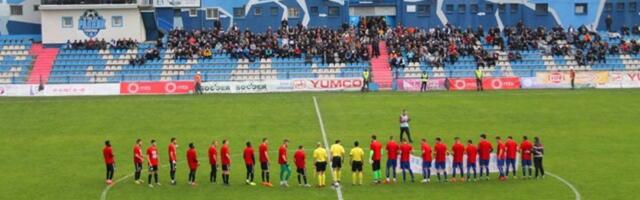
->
xmin=330 ymin=140 xmax=345 ymax=186
xmin=350 ymin=141 xmax=365 ymax=185
xmin=313 ymin=142 xmax=328 ymax=187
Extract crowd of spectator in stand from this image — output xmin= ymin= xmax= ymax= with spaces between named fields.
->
xmin=65 ymin=38 xmax=138 ymax=50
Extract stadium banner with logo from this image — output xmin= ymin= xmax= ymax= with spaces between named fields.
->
xmin=0 ymin=84 xmax=119 ymax=96
xmin=396 ymin=78 xmax=447 ymax=91
xmin=597 ymin=71 xmax=640 ymax=88
xmin=396 ymin=153 xmax=518 ymax=174
xmin=120 ymin=81 xmax=195 ymax=95
xmin=447 ymin=77 xmax=521 ymax=91
xmin=525 ymin=71 xmax=609 ymax=89
xmin=153 ymin=0 xmax=201 ymax=7
xmin=201 ymin=80 xmax=294 ymax=94
xmin=291 ymin=78 xmax=364 ymax=91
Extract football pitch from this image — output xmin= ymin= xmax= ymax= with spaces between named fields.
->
xmin=1 ymin=89 xmax=639 ymax=200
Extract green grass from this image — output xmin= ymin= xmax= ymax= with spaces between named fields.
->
xmin=1 ymin=89 xmax=639 ymax=200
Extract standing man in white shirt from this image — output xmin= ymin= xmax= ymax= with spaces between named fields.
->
xmin=399 ymin=109 xmax=413 ymax=143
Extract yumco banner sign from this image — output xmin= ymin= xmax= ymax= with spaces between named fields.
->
xmin=396 ymin=78 xmax=447 ymax=91
xmin=120 ymin=81 xmax=194 ymax=95
xmin=447 ymin=77 xmax=521 ymax=90
xmin=201 ymin=80 xmax=294 ymax=94
xmin=531 ymin=71 xmax=609 ymax=88
xmin=598 ymin=71 xmax=640 ymax=88
xmin=292 ymin=78 xmax=363 ymax=91
xmin=0 ymin=84 xmax=119 ymax=96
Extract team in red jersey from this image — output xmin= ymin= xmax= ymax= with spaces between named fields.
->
xmin=278 ymin=139 xmax=291 ymax=187
xmin=258 ymin=138 xmax=273 ymax=187
xmin=103 ymin=140 xmax=115 ymax=185
xmin=294 ymin=145 xmax=310 ymax=187
xmin=370 ymin=135 xmax=383 ymax=184
xmin=451 ymin=137 xmax=465 ymax=181
xmin=133 ymin=139 xmax=144 ymax=184
xmin=146 ymin=139 xmax=160 ymax=187
xmin=477 ymin=134 xmax=493 ymax=180
xmin=385 ymin=136 xmax=399 ymax=182
xmin=465 ymin=140 xmax=478 ymax=181
xmin=102 ymin=133 xmax=543 ymax=187
xmin=420 ymin=138 xmax=432 ymax=183
xmin=220 ymin=140 xmax=231 ymax=185
xmin=243 ymin=142 xmax=256 ymax=186
xmin=186 ymin=143 xmax=199 ymax=186
xmin=168 ymin=138 xmax=178 ymax=185
xmin=520 ymin=136 xmax=534 ymax=178
xmin=208 ymin=140 xmax=218 ymax=183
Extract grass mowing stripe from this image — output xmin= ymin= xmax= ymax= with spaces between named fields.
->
xmin=547 ymin=172 xmax=581 ymax=200
xmin=313 ymin=96 xmax=344 ymax=200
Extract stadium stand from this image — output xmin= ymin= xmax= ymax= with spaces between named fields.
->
xmin=0 ymin=38 xmax=33 ymax=84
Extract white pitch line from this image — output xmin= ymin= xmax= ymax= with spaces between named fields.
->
xmin=312 ymin=96 xmax=344 ymax=200
xmin=547 ymin=172 xmax=581 ymax=200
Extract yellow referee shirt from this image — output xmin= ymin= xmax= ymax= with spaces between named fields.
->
xmin=314 ymin=147 xmax=328 ymax=162
xmin=349 ymin=147 xmax=365 ymax=162
xmin=330 ymin=144 xmax=345 ymax=157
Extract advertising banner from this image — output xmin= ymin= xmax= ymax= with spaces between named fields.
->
xmin=292 ymin=78 xmax=364 ymax=91
xmin=397 ymin=153 xmax=517 ymax=174
xmin=0 ymin=84 xmax=39 ymax=96
xmin=0 ymin=84 xmax=119 ymax=96
xmin=120 ymin=81 xmax=194 ymax=95
xmin=396 ymin=78 xmax=447 ymax=91
xmin=447 ymin=77 xmax=521 ymax=91
xmin=201 ymin=80 xmax=294 ymax=94
xmin=598 ymin=71 xmax=640 ymax=88
xmin=531 ymin=71 xmax=609 ymax=88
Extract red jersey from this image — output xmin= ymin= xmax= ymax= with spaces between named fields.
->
xmin=520 ymin=140 xmax=533 ymax=160
xmin=259 ymin=143 xmax=268 ymax=163
xmin=386 ymin=141 xmax=399 ymax=160
xmin=451 ymin=143 xmax=465 ymax=163
xmin=496 ymin=141 xmax=507 ymax=160
xmin=370 ymin=140 xmax=382 ymax=161
xmin=208 ymin=146 xmax=217 ymax=165
xmin=243 ymin=147 xmax=254 ymax=165
xmin=478 ymin=140 xmax=493 ymax=160
xmin=506 ymin=140 xmax=518 ymax=159
xmin=103 ymin=146 xmax=114 ymax=164
xmin=133 ymin=145 xmax=143 ymax=164
xmin=221 ymin=144 xmax=230 ymax=165
xmin=187 ymin=148 xmax=198 ymax=170
xmin=294 ymin=149 xmax=305 ymax=169
xmin=399 ymin=143 xmax=412 ymax=162
xmin=466 ymin=144 xmax=478 ymax=164
xmin=147 ymin=146 xmax=159 ymax=166
xmin=421 ymin=143 xmax=432 ymax=162
xmin=168 ymin=143 xmax=177 ymax=162
xmin=278 ymin=145 xmax=287 ymax=164
xmin=434 ymin=143 xmax=448 ymax=162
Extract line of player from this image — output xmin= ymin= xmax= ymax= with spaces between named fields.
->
xmin=101 ymin=134 xmax=545 ymax=187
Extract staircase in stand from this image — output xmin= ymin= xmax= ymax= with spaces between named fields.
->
xmin=370 ymin=41 xmax=393 ymax=90
xmin=27 ymin=44 xmax=59 ymax=84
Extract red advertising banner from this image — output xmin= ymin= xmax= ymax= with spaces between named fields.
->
xmin=447 ymin=77 xmax=521 ymax=91
xmin=120 ymin=81 xmax=195 ymax=95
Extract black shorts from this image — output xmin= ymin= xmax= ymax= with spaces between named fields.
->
xmin=372 ymin=160 xmax=381 ymax=171
xmin=332 ymin=157 xmax=342 ymax=168
xmin=352 ymin=161 xmax=363 ymax=172
xmin=134 ymin=163 xmax=142 ymax=171
xmin=148 ymin=165 xmax=158 ymax=172
xmin=106 ymin=164 xmax=114 ymax=171
xmin=246 ymin=164 xmax=254 ymax=172
xmin=296 ymin=168 xmax=305 ymax=174
xmin=169 ymin=161 xmax=177 ymax=171
xmin=315 ymin=162 xmax=327 ymax=172
xmin=260 ymin=162 xmax=269 ymax=170
xmin=222 ymin=164 xmax=230 ymax=171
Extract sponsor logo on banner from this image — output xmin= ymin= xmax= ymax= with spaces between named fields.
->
xmin=121 ymin=81 xmax=194 ymax=95
xmin=598 ymin=71 xmax=640 ymax=88
xmin=78 ymin=9 xmax=106 ymax=38
xmin=396 ymin=78 xmax=446 ymax=91
xmin=534 ymin=71 xmax=608 ymax=88
xmin=201 ymin=80 xmax=293 ymax=94
xmin=292 ymin=78 xmax=363 ymax=91
xmin=0 ymin=84 xmax=119 ymax=96
xmin=396 ymin=153 xmax=517 ymax=174
xmin=447 ymin=77 xmax=521 ymax=90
